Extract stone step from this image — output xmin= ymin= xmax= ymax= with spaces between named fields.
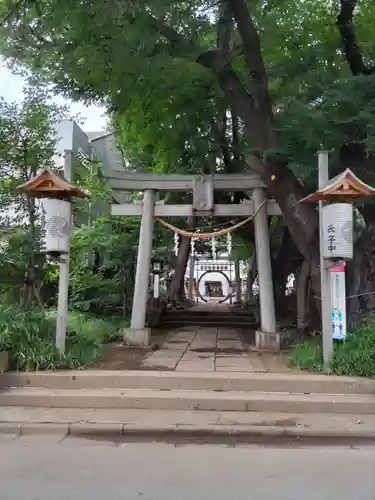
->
xmin=161 ymin=315 xmax=255 ymax=320
xmin=160 ymin=315 xmax=256 ymax=325
xmin=164 ymin=310 xmax=256 ymax=317
xmin=1 ymin=370 xmax=374 ymax=395
xmin=159 ymin=321 xmax=256 ymax=327
xmin=159 ymin=310 xmax=257 ymax=328
xmin=162 ymin=313 xmax=255 ymax=317
xmin=0 ymin=387 xmax=374 ymax=414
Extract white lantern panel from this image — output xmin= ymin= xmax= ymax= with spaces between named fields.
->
xmin=42 ymin=199 xmax=71 ymax=254
xmin=322 ymin=203 xmax=353 ymax=260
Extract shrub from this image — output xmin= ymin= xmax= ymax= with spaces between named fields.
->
xmin=291 ymin=341 xmax=324 ymax=372
xmin=331 ymin=325 xmax=375 ymax=378
xmin=291 ymin=321 xmax=375 ymax=378
xmin=0 ymin=304 xmax=124 ymax=371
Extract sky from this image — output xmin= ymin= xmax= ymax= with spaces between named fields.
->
xmin=0 ymin=59 xmax=107 ymax=132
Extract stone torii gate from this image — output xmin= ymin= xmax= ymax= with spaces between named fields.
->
xmin=103 ymin=170 xmax=282 ymax=349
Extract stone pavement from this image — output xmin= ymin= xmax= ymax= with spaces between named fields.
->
xmin=142 ymin=327 xmax=292 ymax=372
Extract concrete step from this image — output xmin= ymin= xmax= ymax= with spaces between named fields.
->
xmin=0 ymin=387 xmax=374 ymax=414
xmin=2 ymin=371 xmax=375 ymax=394
xmin=2 ymin=407 xmax=375 ymax=444
xmin=2 ymin=407 xmax=375 ymax=442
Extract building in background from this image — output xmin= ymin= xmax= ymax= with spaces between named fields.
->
xmin=186 ymin=253 xmax=248 ymax=300
xmin=54 ymin=120 xmax=124 ymax=173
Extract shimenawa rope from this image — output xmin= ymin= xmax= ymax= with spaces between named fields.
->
xmin=152 ymin=198 xmax=268 ymax=239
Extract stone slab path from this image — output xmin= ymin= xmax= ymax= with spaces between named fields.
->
xmin=142 ymin=327 xmax=292 ymax=373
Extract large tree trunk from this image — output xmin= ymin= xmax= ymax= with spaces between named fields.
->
xmin=167 ymin=217 xmax=195 ymax=302
xmin=198 ymin=0 xmax=321 ymax=299
xmin=245 ymin=253 xmax=256 ymax=304
xmin=347 ymin=205 xmax=375 ymax=327
xmin=272 ymin=228 xmax=303 ymax=315
xmin=167 ymin=239 xmax=190 ymax=301
xmin=335 ymin=0 xmax=375 ymax=326
xmin=296 ymin=259 xmax=311 ymax=334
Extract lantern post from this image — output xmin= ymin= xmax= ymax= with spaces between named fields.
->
xmin=18 ymin=151 xmax=87 ymax=354
xmin=56 ymin=151 xmax=73 ymax=353
xmin=318 ymin=151 xmax=333 ymax=367
xmin=300 ymin=155 xmax=375 ymax=368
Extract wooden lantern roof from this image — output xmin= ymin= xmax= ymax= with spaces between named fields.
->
xmin=299 ymin=168 xmax=375 ymax=203
xmin=18 ymin=169 xmax=87 ymax=199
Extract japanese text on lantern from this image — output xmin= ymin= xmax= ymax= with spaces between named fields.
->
xmin=327 ymin=223 xmax=336 ymax=252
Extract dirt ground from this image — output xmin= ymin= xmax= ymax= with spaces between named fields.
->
xmin=89 ymin=343 xmax=150 ymax=370
xmin=89 ymin=329 xmax=170 ymax=371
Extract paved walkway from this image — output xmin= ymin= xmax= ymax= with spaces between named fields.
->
xmin=142 ymin=327 xmax=292 ymax=373
xmin=1 ymin=440 xmax=373 ymax=500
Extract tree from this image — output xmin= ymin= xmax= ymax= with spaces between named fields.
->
xmin=0 ymin=85 xmax=67 ymax=306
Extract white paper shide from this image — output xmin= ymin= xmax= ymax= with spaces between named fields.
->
xmin=322 ymin=203 xmax=353 ymax=260
xmin=42 ymin=198 xmax=71 ymax=254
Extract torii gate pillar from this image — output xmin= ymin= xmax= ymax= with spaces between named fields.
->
xmin=253 ymin=188 xmax=279 ymax=350
xmin=123 ymin=189 xmax=155 ymax=346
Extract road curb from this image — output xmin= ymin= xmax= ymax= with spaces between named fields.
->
xmin=1 ymin=421 xmax=375 ymax=443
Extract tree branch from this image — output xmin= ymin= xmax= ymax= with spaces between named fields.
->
xmin=224 ymin=0 xmax=274 ymax=150
xmin=225 ymin=0 xmax=272 ymax=108
xmin=139 ymin=13 xmax=200 ymax=56
xmin=142 ymin=10 xmax=266 ymax=153
xmin=337 ymin=0 xmax=375 ymax=75
xmin=0 ymin=0 xmax=25 ymax=27
xmin=217 ymin=1 xmax=232 ymax=52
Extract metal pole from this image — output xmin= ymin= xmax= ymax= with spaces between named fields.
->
xmin=318 ymin=151 xmax=333 ymax=367
xmin=56 ymin=150 xmax=73 ymax=354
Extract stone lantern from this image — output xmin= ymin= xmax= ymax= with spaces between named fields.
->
xmin=18 ymin=169 xmax=87 ymax=260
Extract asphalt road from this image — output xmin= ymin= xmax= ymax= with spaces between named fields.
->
xmin=0 ymin=436 xmax=374 ymax=500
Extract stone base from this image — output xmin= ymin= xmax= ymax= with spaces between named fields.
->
xmin=255 ymin=330 xmax=281 ymax=351
xmin=122 ymin=328 xmax=151 ymax=347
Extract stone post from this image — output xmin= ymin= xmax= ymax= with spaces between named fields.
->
xmin=125 ymin=189 xmax=155 ymax=346
xmin=253 ymin=188 xmax=279 ymax=349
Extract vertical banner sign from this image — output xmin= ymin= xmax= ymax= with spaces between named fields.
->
xmin=330 ymin=264 xmax=346 ymax=340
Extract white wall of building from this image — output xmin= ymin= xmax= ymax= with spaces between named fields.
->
xmin=53 ymin=120 xmax=92 ymax=168
xmin=54 ymin=121 xmax=125 ymax=173
xmin=89 ymin=133 xmax=124 ymax=172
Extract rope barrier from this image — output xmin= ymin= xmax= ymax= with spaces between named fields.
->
xmin=314 ymin=291 xmax=375 ymax=301
xmin=153 ymin=199 xmax=267 ymax=239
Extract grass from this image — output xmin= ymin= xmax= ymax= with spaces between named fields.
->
xmin=291 ymin=319 xmax=375 ymax=378
xmin=0 ymin=304 xmax=128 ymax=371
